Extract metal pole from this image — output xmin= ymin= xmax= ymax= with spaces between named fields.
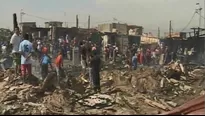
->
xmin=158 ymin=27 xmax=160 ymax=39
xmin=199 ymin=8 xmax=202 ymax=28
xmin=204 ymin=0 xmax=205 ymax=29
xmin=88 ymin=15 xmax=90 ymax=29
xmin=64 ymin=12 xmax=66 ymax=27
xmin=169 ymin=20 xmax=172 ymax=39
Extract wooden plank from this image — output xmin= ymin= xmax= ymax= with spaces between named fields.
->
xmin=144 ymin=98 xmax=167 ymax=110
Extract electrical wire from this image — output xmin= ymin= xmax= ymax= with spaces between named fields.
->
xmin=196 ymin=12 xmax=205 ymax=20
xmin=23 ymin=12 xmax=53 ymax=21
xmin=180 ymin=11 xmax=196 ymax=32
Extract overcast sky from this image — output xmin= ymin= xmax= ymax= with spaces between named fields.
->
xmin=0 ymin=0 xmax=204 ymax=35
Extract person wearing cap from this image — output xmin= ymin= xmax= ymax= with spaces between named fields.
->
xmin=40 ymin=47 xmax=53 ymax=81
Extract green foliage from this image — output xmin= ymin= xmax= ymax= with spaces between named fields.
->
xmin=0 ymin=28 xmax=12 ymax=41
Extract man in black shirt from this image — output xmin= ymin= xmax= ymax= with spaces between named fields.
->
xmin=90 ymin=52 xmax=101 ymax=93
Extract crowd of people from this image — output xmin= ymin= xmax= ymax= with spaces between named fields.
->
xmin=7 ymin=27 xmax=102 ymax=92
xmin=2 ymin=27 xmax=193 ymax=93
xmin=8 ymin=28 xmax=65 ymax=88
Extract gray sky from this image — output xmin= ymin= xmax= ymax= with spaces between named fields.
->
xmin=0 ymin=0 xmax=204 ymax=35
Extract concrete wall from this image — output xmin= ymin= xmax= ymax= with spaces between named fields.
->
xmin=98 ymin=24 xmax=112 ymax=33
xmin=45 ymin=22 xmax=63 ymax=28
xmin=127 ymin=26 xmax=143 ymax=36
xmin=141 ymin=36 xmax=159 ymax=44
xmin=114 ymin=23 xmax=127 ymax=35
xmin=98 ymin=23 xmax=127 ymax=35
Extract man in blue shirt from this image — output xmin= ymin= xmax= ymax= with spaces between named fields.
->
xmin=40 ymin=47 xmax=53 ymax=81
xmin=19 ymin=34 xmax=34 ymax=79
xmin=132 ymin=53 xmax=138 ymax=70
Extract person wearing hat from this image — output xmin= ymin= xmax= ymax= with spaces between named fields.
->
xmin=40 ymin=47 xmax=53 ymax=81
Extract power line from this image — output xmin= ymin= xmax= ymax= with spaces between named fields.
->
xmin=196 ymin=11 xmax=205 ymax=20
xmin=180 ymin=11 xmax=196 ymax=32
xmin=23 ymin=12 xmax=53 ymax=21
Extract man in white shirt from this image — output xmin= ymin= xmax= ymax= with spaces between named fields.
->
xmin=10 ymin=27 xmax=22 ymax=76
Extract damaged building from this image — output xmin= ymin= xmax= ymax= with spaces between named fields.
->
xmin=20 ymin=21 xmax=78 ymax=41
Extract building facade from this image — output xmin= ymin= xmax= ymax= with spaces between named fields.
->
xmin=97 ymin=23 xmax=128 ymax=35
xmin=127 ymin=25 xmax=143 ymax=36
xmin=45 ymin=21 xmax=63 ymax=28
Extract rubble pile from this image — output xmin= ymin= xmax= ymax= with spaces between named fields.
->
xmin=0 ymin=61 xmax=204 ymax=115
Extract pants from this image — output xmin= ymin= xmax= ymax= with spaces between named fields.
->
xmin=159 ymin=54 xmax=164 ymax=65
xmin=21 ymin=64 xmax=32 ymax=77
xmin=13 ymin=53 xmax=21 ymax=67
xmin=88 ymin=67 xmax=93 ymax=86
xmin=81 ymin=60 xmax=86 ymax=69
xmin=56 ymin=67 xmax=62 ymax=84
xmin=92 ymin=68 xmax=100 ymax=91
xmin=41 ymin=64 xmax=48 ymax=80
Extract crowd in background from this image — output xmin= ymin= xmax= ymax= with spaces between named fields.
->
xmin=0 ymin=27 xmax=195 ymax=93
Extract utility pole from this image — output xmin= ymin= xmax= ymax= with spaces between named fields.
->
xmin=199 ymin=7 xmax=202 ymax=28
xmin=158 ymin=27 xmax=160 ymax=39
xmin=204 ymin=0 xmax=205 ymax=29
xmin=196 ymin=3 xmax=202 ymax=28
xmin=76 ymin=15 xmax=79 ymax=28
xmin=64 ymin=12 xmax=67 ymax=27
xmin=20 ymin=9 xmax=23 ymax=24
xmin=20 ymin=9 xmax=24 ymax=30
xmin=169 ymin=20 xmax=172 ymax=39
xmin=88 ymin=15 xmax=90 ymax=29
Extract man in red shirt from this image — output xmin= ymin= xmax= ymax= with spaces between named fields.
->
xmin=55 ymin=51 xmax=63 ymax=87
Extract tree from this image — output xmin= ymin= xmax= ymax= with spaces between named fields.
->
xmin=0 ymin=28 xmax=12 ymax=41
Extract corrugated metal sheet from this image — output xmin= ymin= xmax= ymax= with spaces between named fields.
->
xmin=161 ymin=95 xmax=205 ymax=115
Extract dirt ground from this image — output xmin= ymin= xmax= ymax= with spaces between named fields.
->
xmin=0 ymin=63 xmax=204 ymax=115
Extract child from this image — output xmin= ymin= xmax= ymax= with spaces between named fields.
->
xmin=55 ymin=51 xmax=63 ymax=86
xmin=40 ymin=47 xmax=53 ymax=81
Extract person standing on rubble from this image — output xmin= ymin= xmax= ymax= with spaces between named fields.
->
xmin=40 ymin=47 xmax=53 ymax=81
xmin=90 ymin=52 xmax=101 ymax=93
xmin=19 ymin=34 xmax=34 ymax=80
xmin=55 ymin=51 xmax=63 ymax=87
xmin=10 ymin=27 xmax=22 ymax=76
xmin=132 ymin=53 xmax=138 ymax=70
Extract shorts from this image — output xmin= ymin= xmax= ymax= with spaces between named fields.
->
xmin=13 ymin=53 xmax=21 ymax=66
xmin=21 ymin=64 xmax=32 ymax=77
